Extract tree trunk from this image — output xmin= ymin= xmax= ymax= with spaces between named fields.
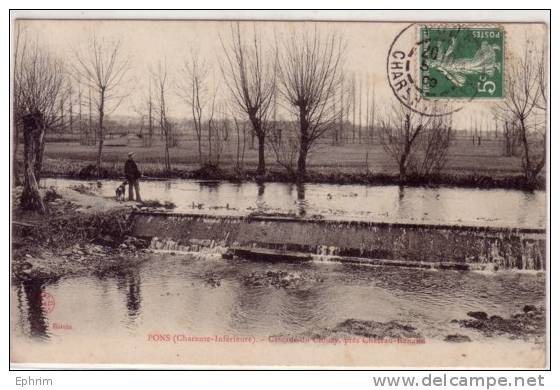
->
xmin=13 ymin=123 xmax=21 ymax=186
xmin=235 ymin=121 xmax=241 ymax=172
xmin=504 ymin=122 xmax=510 ymax=156
xmin=297 ymin=106 xmax=311 ymax=182
xmin=398 ymin=157 xmax=407 ymax=183
xmin=20 ymin=113 xmax=46 ymax=213
xmin=297 ymin=141 xmax=308 ymax=182
xmin=248 ymin=113 xmax=267 ymax=175
xmin=96 ymin=126 xmax=104 ymax=178
xmin=164 ymin=130 xmax=171 ymax=173
xmin=519 ymin=120 xmax=532 ymax=183
xmin=96 ymin=91 xmax=105 ymax=178
xmin=208 ymin=123 xmax=212 ymax=164
xmin=197 ymin=134 xmax=203 ymax=167
xmin=398 ymin=144 xmax=410 ymax=183
xmin=256 ymin=132 xmax=266 ymax=176
xmin=33 ymin=129 xmax=46 ymax=182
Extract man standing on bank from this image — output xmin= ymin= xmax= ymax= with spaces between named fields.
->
xmin=124 ymin=152 xmax=142 ymax=202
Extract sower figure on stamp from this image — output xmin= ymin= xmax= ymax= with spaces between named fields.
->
xmin=124 ymin=152 xmax=142 ymax=201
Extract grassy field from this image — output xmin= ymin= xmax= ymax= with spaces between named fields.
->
xmin=36 ymin=136 xmax=526 ymax=177
xmin=11 ymin=134 xmax=545 ymax=189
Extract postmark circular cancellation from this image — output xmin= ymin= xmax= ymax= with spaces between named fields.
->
xmin=386 ymin=23 xmax=505 ymax=117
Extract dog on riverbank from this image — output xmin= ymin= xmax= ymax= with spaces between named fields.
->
xmin=115 ymin=181 xmax=128 ymax=201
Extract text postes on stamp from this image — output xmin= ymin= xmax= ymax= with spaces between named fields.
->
xmin=420 ymin=27 xmax=504 ymax=99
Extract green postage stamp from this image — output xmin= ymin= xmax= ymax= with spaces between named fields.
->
xmin=420 ymin=27 xmax=504 ymax=99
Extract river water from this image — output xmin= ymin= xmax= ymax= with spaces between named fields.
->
xmin=11 ymin=253 xmax=545 ymax=346
xmin=42 ymin=178 xmax=546 ymax=228
xmin=11 ymin=179 xmax=546 ymax=365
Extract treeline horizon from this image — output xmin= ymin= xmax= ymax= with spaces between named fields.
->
xmin=13 ymin=21 xmax=547 ymax=213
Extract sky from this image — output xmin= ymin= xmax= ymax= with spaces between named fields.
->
xmin=14 ymin=19 xmax=547 ymax=131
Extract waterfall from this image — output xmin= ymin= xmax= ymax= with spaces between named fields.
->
xmin=149 ymin=237 xmax=227 ymax=255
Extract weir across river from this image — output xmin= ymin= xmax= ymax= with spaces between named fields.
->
xmin=130 ymin=212 xmax=546 ymax=271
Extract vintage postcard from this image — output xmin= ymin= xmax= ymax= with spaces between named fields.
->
xmin=10 ymin=11 xmax=548 ymax=368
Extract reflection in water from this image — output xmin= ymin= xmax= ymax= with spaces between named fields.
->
xmin=11 ymin=254 xmax=545 ymax=344
xmin=257 ymin=182 xmax=265 ymax=197
xmin=398 ymin=185 xmax=405 ymax=201
xmin=199 ymin=181 xmax=220 ymax=191
xmin=42 ymin=178 xmax=546 ymax=228
xmin=115 ymin=270 xmax=142 ymax=321
xmin=20 ymin=280 xmax=49 ymax=340
xmin=516 ymin=191 xmax=539 ymax=228
xmin=296 ymin=183 xmax=306 ymax=217
xmin=255 ymin=182 xmax=266 ymax=213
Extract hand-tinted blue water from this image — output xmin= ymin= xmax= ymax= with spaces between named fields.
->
xmin=42 ymin=178 xmax=546 ymax=228
xmin=11 ymin=254 xmax=545 ymax=344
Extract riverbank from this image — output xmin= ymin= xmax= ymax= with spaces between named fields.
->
xmin=37 ymin=158 xmax=545 ymax=190
xmin=11 ymin=186 xmax=161 ymax=282
xmin=276 ymin=305 xmax=546 ymax=345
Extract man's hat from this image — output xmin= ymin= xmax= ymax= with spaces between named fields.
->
xmin=128 ymin=152 xmax=135 ymax=157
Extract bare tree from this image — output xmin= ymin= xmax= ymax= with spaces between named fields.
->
xmin=206 ymin=96 xmax=219 ymax=165
xmin=358 ymin=75 xmax=363 ymax=142
xmin=209 ymin=105 xmax=230 ymax=167
xmin=152 ymin=61 xmax=173 ymax=173
xmin=496 ymin=42 xmax=546 ymax=186
xmin=378 ymin=100 xmax=434 ymax=182
xmin=133 ymin=79 xmax=155 ymax=147
xmin=267 ymin=123 xmax=300 ymax=177
xmin=220 ymin=23 xmax=276 ymax=176
xmin=15 ymin=39 xmax=66 ymax=212
xmin=277 ymin=27 xmax=345 ymax=181
xmin=87 ymin=85 xmax=93 ymax=145
xmin=365 ymin=75 xmax=370 ymax=143
xmin=74 ymin=35 xmax=131 ymax=177
xmin=13 ymin=23 xmax=27 ymax=185
xmin=147 ymin=80 xmax=154 ymax=147
xmin=351 ymin=73 xmax=356 ymax=142
xmin=369 ymin=83 xmax=376 ymax=142
xmin=68 ymin=83 xmax=74 ymax=133
xmin=138 ymin=79 xmax=154 ymax=148
xmin=232 ymin=116 xmax=248 ymax=173
xmin=335 ymin=75 xmax=347 ymax=145
xmin=77 ymin=78 xmax=83 ymax=138
xmin=535 ymin=47 xmax=547 ymax=112
xmin=502 ymin=118 xmax=517 ymax=157
xmin=179 ymin=50 xmax=217 ymax=167
xmin=414 ymin=110 xmax=453 ymax=176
